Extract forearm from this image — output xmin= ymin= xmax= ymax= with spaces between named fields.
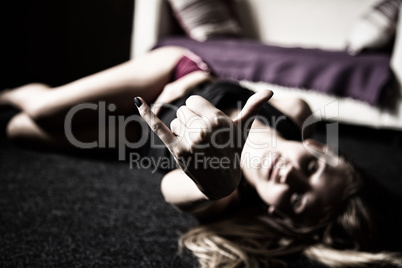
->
xmin=171 ymin=70 xmax=215 ymax=93
xmin=161 ymin=169 xmax=238 ymax=219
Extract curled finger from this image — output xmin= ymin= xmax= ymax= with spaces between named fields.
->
xmin=170 ymin=118 xmax=186 ymax=138
xmin=176 ymin=105 xmax=199 ymax=127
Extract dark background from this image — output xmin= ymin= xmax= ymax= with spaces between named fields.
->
xmin=2 ymin=0 xmax=133 ymax=89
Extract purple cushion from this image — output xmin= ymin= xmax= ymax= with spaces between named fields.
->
xmin=156 ymin=37 xmax=392 ymax=105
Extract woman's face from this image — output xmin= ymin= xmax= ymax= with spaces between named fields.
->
xmin=241 ymin=121 xmax=349 ymax=226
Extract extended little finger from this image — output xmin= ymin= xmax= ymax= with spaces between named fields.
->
xmin=134 ymin=97 xmax=177 ymax=149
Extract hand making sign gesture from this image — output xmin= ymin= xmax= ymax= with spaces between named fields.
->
xmin=135 ymin=90 xmax=273 ymax=200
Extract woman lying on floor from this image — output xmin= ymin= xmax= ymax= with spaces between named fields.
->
xmin=1 ymin=46 xmax=401 ymax=267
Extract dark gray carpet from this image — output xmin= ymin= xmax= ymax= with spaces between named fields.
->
xmin=0 ymin=108 xmax=198 ymax=267
xmin=1 ymin=107 xmax=401 ymax=267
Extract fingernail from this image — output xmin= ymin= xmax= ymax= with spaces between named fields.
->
xmin=134 ymin=97 xmax=142 ymax=107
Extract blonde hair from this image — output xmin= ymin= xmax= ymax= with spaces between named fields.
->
xmin=180 ymin=217 xmax=303 ymax=268
xmin=179 ymin=159 xmax=402 ymax=267
xmin=180 ymin=216 xmax=402 ymax=268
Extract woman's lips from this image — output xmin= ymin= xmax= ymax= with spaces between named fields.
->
xmin=267 ymin=154 xmax=281 ymax=183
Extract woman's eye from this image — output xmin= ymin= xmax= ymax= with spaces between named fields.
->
xmin=290 ymin=193 xmax=302 ymax=210
xmin=307 ymin=160 xmax=319 ymax=174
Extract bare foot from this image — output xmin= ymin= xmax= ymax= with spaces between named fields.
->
xmin=0 ymin=83 xmax=50 ymax=112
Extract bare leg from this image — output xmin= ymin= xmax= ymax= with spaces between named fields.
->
xmin=3 ymin=46 xmax=186 ymax=149
xmin=0 ymin=83 xmax=51 ymax=109
xmin=1 ymin=46 xmax=186 ymax=121
xmin=6 ymin=113 xmax=73 ymax=149
xmin=6 ymin=112 xmax=142 ymax=154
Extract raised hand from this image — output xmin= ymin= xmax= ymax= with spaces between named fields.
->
xmin=135 ymin=90 xmax=273 ymax=200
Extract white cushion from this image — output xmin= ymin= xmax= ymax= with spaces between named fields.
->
xmin=391 ymin=5 xmax=402 ymax=88
xmin=240 ymin=80 xmax=402 ymax=130
xmin=234 ymin=0 xmax=379 ymax=50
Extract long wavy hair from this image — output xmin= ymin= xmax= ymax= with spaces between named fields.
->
xmin=179 ymin=158 xmax=402 ymax=267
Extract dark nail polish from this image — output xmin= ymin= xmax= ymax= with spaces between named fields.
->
xmin=134 ymin=97 xmax=142 ymax=107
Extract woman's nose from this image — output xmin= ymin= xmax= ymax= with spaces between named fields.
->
xmin=279 ymin=163 xmax=308 ymax=189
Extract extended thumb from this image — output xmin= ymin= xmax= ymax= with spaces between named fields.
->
xmin=233 ymin=90 xmax=273 ymax=125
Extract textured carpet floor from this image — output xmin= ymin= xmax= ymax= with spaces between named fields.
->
xmin=1 ymin=107 xmax=401 ymax=267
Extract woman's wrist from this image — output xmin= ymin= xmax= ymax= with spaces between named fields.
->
xmin=178 ymin=71 xmax=215 ymax=90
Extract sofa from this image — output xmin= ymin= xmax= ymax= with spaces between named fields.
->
xmin=132 ymin=0 xmax=402 ymax=130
